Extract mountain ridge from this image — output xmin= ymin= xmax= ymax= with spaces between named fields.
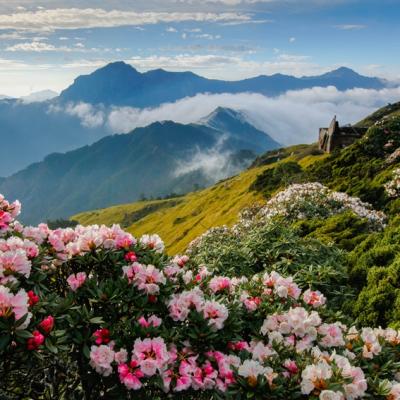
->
xmin=58 ymin=61 xmax=387 ymax=107
xmin=0 ymin=107 xmax=279 ymax=224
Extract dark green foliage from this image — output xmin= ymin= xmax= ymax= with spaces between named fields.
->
xmin=189 ymin=222 xmax=352 ymax=309
xmin=250 ymin=161 xmax=304 ymax=197
xmin=293 ymin=212 xmax=372 ymax=251
xmin=251 ymin=144 xmax=322 ymax=168
xmin=352 ymin=262 xmax=400 ymax=327
xmin=121 ymin=199 xmax=182 ymax=227
xmin=348 ymin=217 xmax=400 ymax=326
xmin=47 ymin=218 xmax=79 ymax=229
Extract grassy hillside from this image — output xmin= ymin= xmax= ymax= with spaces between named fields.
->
xmin=74 ymin=144 xmax=327 ymax=253
xmin=74 ymin=101 xmax=400 ymax=256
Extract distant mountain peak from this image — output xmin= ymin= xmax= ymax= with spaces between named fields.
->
xmin=98 ymin=61 xmax=138 ymax=73
xmin=21 ymin=89 xmax=58 ymax=103
xmin=200 ymin=107 xmax=247 ymax=126
xmin=321 ymin=66 xmax=362 ymax=78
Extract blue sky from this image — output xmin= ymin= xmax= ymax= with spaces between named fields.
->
xmin=0 ymin=0 xmax=398 ymax=96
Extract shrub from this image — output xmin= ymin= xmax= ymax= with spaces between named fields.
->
xmin=250 ymin=161 xmax=303 ymax=197
xmin=349 ymin=217 xmax=400 ymax=327
xmin=294 ymin=212 xmax=372 ymax=251
xmin=1 ymin=194 xmax=400 ymax=399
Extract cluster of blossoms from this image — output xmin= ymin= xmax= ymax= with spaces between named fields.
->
xmin=1 ymin=192 xmax=400 ymax=399
xmin=87 ymin=263 xmax=400 ymax=398
xmin=123 ymin=262 xmax=167 ymax=296
xmin=19 ymin=222 xmax=136 ymax=261
xmin=384 ymin=168 xmax=400 ymax=198
xmin=0 ymin=236 xmax=38 ymax=283
xmin=189 ymin=183 xmax=386 ymax=254
xmin=167 ymin=288 xmax=229 ymax=330
xmin=253 ymin=183 xmax=386 ymax=229
xmin=0 ymin=194 xmax=20 ymax=233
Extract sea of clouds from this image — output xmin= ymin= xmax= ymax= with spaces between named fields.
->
xmin=49 ymin=85 xmax=400 ymax=146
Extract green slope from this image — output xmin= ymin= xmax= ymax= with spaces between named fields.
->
xmin=74 ymin=101 xmax=400 ymax=254
xmin=73 ymin=144 xmax=327 ymax=253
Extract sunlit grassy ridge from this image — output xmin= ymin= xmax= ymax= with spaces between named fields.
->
xmin=73 ymin=144 xmax=326 ymax=253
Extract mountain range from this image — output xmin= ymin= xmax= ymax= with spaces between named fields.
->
xmin=59 ymin=62 xmax=386 ymax=107
xmin=0 ymin=107 xmax=279 ymax=224
xmin=0 ymin=62 xmax=391 ymax=177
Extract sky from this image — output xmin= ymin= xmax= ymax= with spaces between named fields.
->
xmin=0 ymin=0 xmax=398 ymax=97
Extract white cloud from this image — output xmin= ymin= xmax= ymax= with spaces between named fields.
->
xmin=174 ymin=135 xmax=237 ymax=181
xmin=220 ymin=19 xmax=273 ymax=26
xmin=335 ymin=24 xmax=366 ymax=30
xmin=0 ymin=31 xmax=27 ymax=40
xmin=185 ymin=28 xmax=202 ymax=32
xmin=289 ymin=37 xmax=296 ymax=42
xmin=5 ymin=42 xmax=59 ymax=52
xmin=125 ymin=53 xmax=324 ymax=78
xmin=5 ymin=41 xmax=115 ymax=53
xmin=179 ymin=0 xmax=274 ymax=3
xmin=49 ymin=102 xmax=105 ymax=128
xmin=103 ymin=86 xmax=400 ymax=145
xmin=166 ymin=26 xmax=178 ymax=33
xmin=194 ymin=33 xmax=222 ymax=40
xmin=0 ymin=8 xmax=251 ymax=32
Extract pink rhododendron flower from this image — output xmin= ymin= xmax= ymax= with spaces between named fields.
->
xmin=168 ymin=288 xmax=204 ymax=322
xmin=124 ymin=251 xmax=137 ymax=262
xmin=118 ymin=360 xmax=144 ymax=390
xmin=192 ymin=361 xmax=218 ymax=390
xmin=39 ymin=315 xmax=54 ymax=334
xmin=134 ymin=264 xmax=166 ymax=295
xmin=318 ymin=323 xmax=345 ymax=347
xmin=89 ymin=345 xmax=115 ymax=376
xmin=27 ymin=330 xmax=45 ymax=350
xmin=93 ymin=328 xmax=111 ymax=345
xmin=283 ymin=359 xmax=299 ymax=375
xmin=66 ymin=272 xmax=87 ymax=291
xmin=202 ymin=300 xmax=229 ymax=331
xmin=0 ymin=286 xmax=31 ymax=328
xmin=138 ymin=315 xmax=162 ymax=328
xmin=303 ymin=289 xmax=326 ymax=308
xmin=301 ymin=361 xmax=332 ymax=395
xmin=0 ymin=249 xmax=31 ymax=278
xmin=209 ymin=276 xmax=232 ymax=294
xmin=27 ymin=290 xmax=39 ymax=307
xmin=132 ymin=337 xmax=169 ymax=376
xmin=139 ymin=234 xmax=164 ymax=253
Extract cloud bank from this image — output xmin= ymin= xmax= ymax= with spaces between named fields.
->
xmin=0 ymin=8 xmax=250 ymax=32
xmin=51 ymin=85 xmax=400 ymax=145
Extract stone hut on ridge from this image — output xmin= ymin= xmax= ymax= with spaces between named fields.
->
xmin=319 ymin=116 xmax=368 ymax=153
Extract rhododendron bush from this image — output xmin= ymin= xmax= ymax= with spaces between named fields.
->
xmin=0 ymin=194 xmax=399 ymax=399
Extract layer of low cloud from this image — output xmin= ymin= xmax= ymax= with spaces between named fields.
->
xmin=51 ymin=85 xmax=400 ymax=145
xmin=174 ymin=135 xmax=236 ymax=181
xmin=49 ymin=102 xmax=105 ymax=128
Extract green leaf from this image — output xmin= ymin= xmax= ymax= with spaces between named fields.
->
xmin=89 ymin=317 xmax=104 ymax=324
xmin=45 ymin=338 xmax=58 ymax=354
xmin=0 ymin=333 xmax=11 ymax=350
xmin=15 ymin=329 xmax=33 ymax=339
xmin=83 ymin=344 xmax=90 ymax=359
